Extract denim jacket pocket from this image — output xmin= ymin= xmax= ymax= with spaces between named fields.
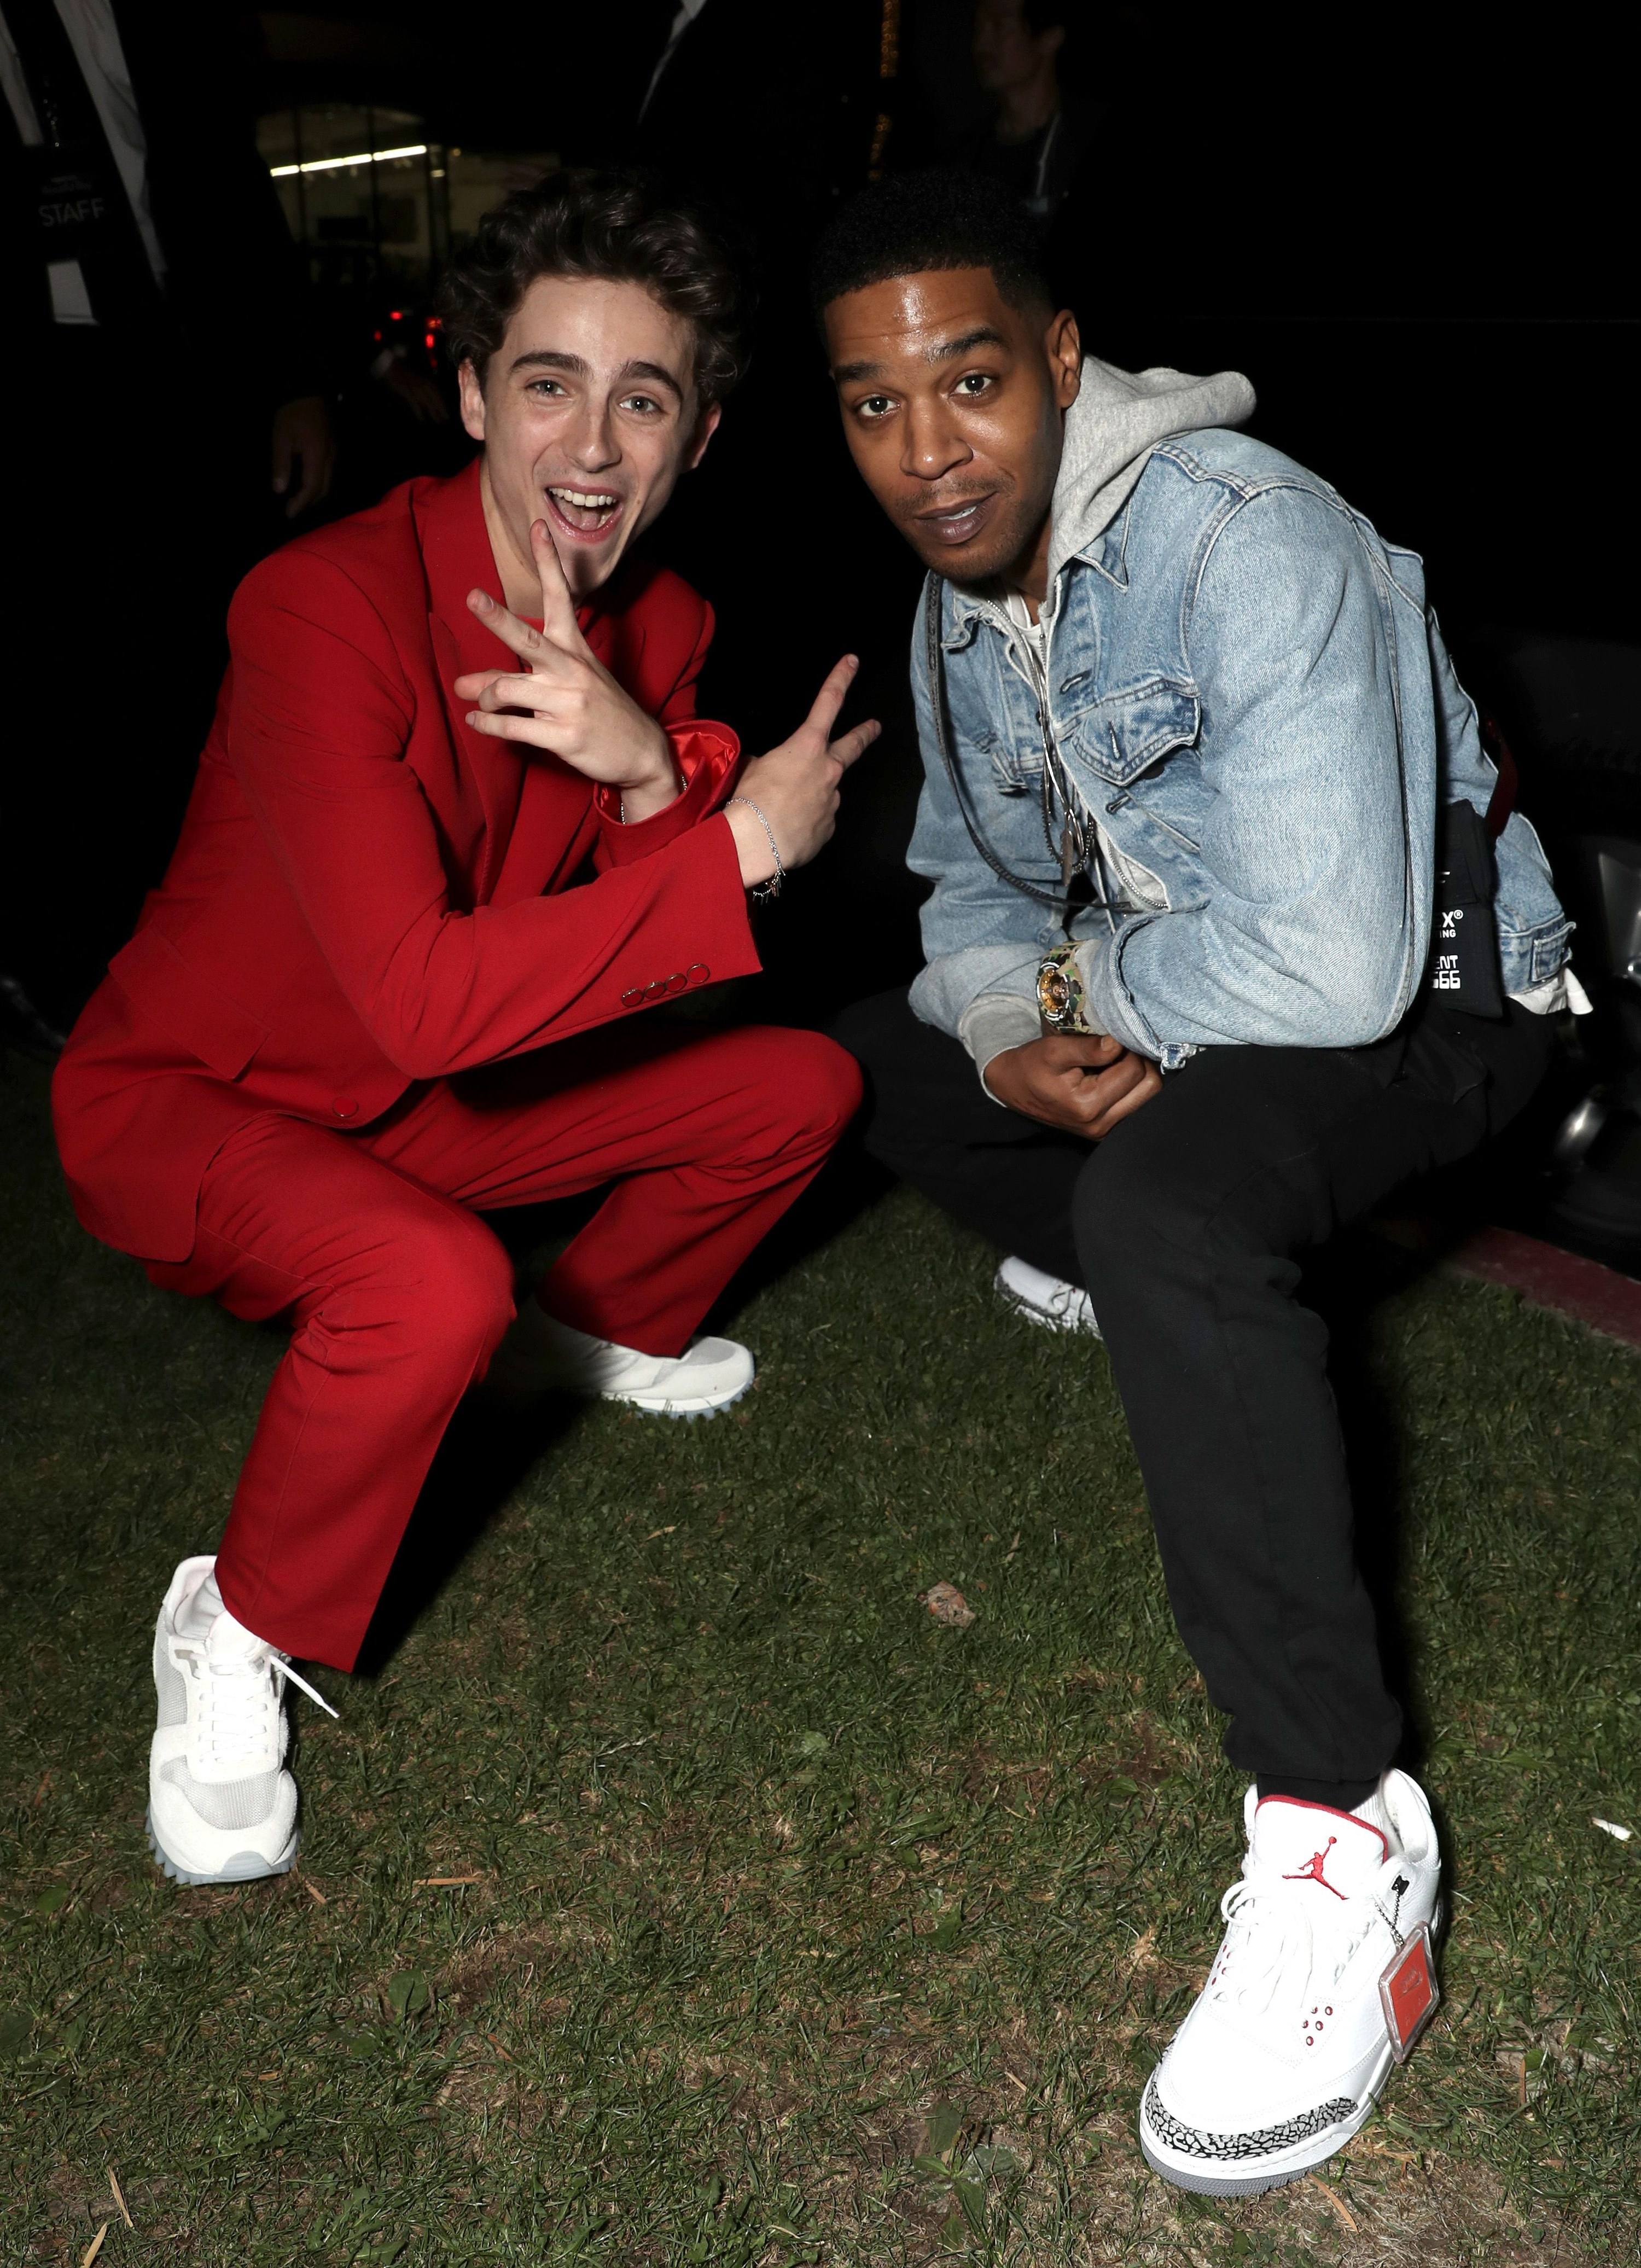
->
xmin=1061 ymin=677 xmax=1200 ymax=788
xmin=1490 ymin=913 xmax=1573 ymax=996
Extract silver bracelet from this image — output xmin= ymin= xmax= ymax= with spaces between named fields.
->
xmin=727 ymin=795 xmax=785 ymax=902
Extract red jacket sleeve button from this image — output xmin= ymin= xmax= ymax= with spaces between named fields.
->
xmin=621 ymin=987 xmax=644 ymax=1009
xmin=332 ymin=1097 xmax=359 ymax=1120
xmin=686 ymin=962 xmax=710 ymax=986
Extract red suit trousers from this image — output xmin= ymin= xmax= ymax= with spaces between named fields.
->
xmin=148 ymin=1022 xmax=860 ymax=1670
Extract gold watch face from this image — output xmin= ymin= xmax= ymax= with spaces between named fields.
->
xmin=1037 ymin=961 xmax=1075 ymax=1027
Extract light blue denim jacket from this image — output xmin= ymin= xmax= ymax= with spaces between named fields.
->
xmin=907 ymin=372 xmax=1572 ymax=1075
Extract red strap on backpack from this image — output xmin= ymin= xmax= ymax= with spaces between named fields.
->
xmin=1479 ymin=713 xmax=1518 ymax=841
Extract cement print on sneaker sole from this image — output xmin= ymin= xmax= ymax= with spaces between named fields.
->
xmin=1141 ymin=2073 xmax=1358 ymax=2162
xmin=1142 ymin=2077 xmax=1387 ymax=2195
xmin=1139 ymin=2073 xmax=1372 ymax=2197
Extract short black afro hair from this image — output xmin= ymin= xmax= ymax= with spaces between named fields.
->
xmin=810 ymin=169 xmax=1054 ymax=328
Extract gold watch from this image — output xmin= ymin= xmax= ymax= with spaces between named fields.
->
xmin=1037 ymin=944 xmax=1096 ymax=1036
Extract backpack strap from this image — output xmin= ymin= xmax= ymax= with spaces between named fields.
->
xmin=1479 ymin=712 xmax=1519 ymax=841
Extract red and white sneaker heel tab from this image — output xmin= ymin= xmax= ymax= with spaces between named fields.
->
xmin=1249 ymin=1795 xmax=1392 ymax=1885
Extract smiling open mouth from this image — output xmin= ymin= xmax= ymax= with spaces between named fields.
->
xmin=916 ymin=493 xmax=996 ymax=545
xmin=545 ymin=485 xmax=623 ymax=538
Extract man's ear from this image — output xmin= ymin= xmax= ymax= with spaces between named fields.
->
xmin=684 ymin=399 xmax=723 ymax=472
xmin=457 ymin=360 xmax=487 ymax=445
xmin=1046 ymin=309 xmax=1081 ymax=409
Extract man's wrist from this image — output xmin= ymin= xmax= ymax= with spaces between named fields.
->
xmin=959 ymin=993 xmax=1042 ymax=1099
xmin=724 ymin=797 xmax=779 ymax=888
xmin=979 ymin=1041 xmax=1027 ymax=1108
xmin=617 ymin=726 xmax=682 ymax=822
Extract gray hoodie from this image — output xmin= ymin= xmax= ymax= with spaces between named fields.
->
xmin=1042 ymin=357 xmax=1256 ymax=601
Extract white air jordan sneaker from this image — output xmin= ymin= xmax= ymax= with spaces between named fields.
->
xmin=1139 ymin=1771 xmax=1442 ymax=2195
xmin=995 ymin=1255 xmax=1101 ymax=1337
xmin=147 ymin=1556 xmax=333 ymax=1886
xmin=483 ymin=1299 xmax=754 ymax=1417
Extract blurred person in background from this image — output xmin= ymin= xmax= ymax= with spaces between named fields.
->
xmin=0 ymin=1 xmax=334 ymax=1048
xmin=632 ymin=0 xmax=899 ymax=231
xmin=953 ymin=0 xmax=1091 ymax=217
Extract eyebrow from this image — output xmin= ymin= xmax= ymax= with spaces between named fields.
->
xmin=930 ymin=325 xmax=1010 ymax=362
xmin=508 ymin=347 xmax=686 ymax=403
xmin=832 ymin=324 xmax=1012 ymax=385
xmin=618 ymin=357 xmax=685 ymax=403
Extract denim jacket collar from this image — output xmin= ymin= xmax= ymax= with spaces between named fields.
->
xmin=940 ymin=357 xmax=1256 ymax=643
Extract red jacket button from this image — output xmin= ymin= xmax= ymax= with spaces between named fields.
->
xmin=644 ymin=978 xmax=668 ymax=998
xmin=332 ymin=1097 xmax=359 ymax=1120
xmin=621 ymin=987 xmax=644 ymax=1009
xmin=686 ymin=962 xmax=709 ymax=986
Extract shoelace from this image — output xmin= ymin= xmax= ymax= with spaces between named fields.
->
xmin=179 ymin=1642 xmax=339 ymax=1772
xmin=1209 ymin=1871 xmax=1380 ymax=2022
xmin=272 ymin=1655 xmax=340 ymax=1719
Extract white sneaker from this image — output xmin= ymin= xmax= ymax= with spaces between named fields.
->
xmin=483 ymin=1299 xmax=754 ymax=1418
xmin=1139 ymin=1771 xmax=1442 ymax=2196
xmin=995 ymin=1255 xmax=1101 ymax=1337
xmin=147 ymin=1556 xmax=334 ymax=1886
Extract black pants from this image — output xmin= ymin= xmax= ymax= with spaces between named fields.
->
xmin=833 ymin=988 xmax=1553 ymax=1795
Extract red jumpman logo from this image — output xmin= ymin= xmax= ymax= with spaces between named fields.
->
xmin=1283 ymin=1836 xmax=1347 ymax=1898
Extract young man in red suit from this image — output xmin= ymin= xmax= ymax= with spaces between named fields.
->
xmin=52 ymin=171 xmax=876 ymax=1888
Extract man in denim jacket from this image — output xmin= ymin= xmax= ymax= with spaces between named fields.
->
xmin=820 ymin=172 xmax=1575 ymax=2199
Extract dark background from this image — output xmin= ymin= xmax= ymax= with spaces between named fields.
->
xmin=263 ymin=0 xmax=1634 ymax=627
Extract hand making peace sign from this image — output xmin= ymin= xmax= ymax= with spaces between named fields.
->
xmin=721 ymin=654 xmax=880 ymax=889
xmin=456 ymin=517 xmax=681 ymax=821
xmin=456 ymin=516 xmax=881 ymax=882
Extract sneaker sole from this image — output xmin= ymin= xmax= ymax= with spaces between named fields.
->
xmin=603 ymin=1374 xmax=755 ymax=1420
xmin=1139 ymin=2051 xmax=1390 ymax=2197
xmin=146 ymin=1807 xmax=300 ymax=1887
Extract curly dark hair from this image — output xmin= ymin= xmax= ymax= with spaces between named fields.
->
xmin=810 ymin=168 xmax=1052 ymax=326
xmin=437 ymin=167 xmax=750 ymax=406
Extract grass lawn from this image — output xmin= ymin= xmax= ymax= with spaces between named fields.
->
xmin=2 ymin=1050 xmax=1638 ymax=2265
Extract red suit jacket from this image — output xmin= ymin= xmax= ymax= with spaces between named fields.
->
xmin=53 ymin=460 xmax=760 ymax=1265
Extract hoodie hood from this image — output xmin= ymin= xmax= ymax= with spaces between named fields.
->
xmin=1046 ymin=357 xmax=1256 ymax=595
